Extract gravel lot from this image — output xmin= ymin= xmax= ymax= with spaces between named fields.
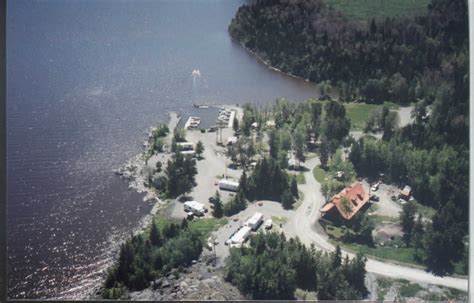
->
xmin=362 ymin=181 xmax=402 ymax=218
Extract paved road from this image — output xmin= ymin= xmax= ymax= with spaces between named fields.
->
xmin=286 ymin=157 xmax=468 ymax=291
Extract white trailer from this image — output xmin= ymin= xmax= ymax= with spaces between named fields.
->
xmin=177 ymin=142 xmax=194 ymax=151
xmin=231 ymin=226 xmax=251 ymax=245
xmin=218 ymin=179 xmax=239 ymax=192
xmin=184 ymin=201 xmax=205 ymax=216
xmin=245 ymin=212 xmax=264 ymax=231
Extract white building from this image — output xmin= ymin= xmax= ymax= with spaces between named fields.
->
xmin=245 ymin=212 xmax=263 ymax=231
xmin=218 ymin=179 xmax=239 ymax=191
xmin=184 ymin=201 xmax=205 ymax=216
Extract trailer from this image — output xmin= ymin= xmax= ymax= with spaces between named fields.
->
xmin=177 ymin=142 xmax=194 ymax=151
xmin=183 ymin=201 xmax=206 ymax=216
xmin=231 ymin=226 xmax=251 ymax=245
xmin=245 ymin=212 xmax=263 ymax=231
xmin=218 ymin=179 xmax=239 ymax=192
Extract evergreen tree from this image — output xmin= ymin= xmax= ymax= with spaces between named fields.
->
xmin=268 ymin=129 xmax=278 ymax=159
xmin=425 ymin=201 xmax=465 ymax=276
xmin=233 ymin=117 xmax=239 ymax=132
xmin=319 ymin=137 xmax=330 ymax=168
xmin=180 ymin=218 xmax=188 ymax=229
xmin=281 ymin=189 xmax=294 ymax=209
xmin=195 ymin=141 xmax=204 ymax=159
xmin=210 ymin=191 xmax=224 ymax=218
xmin=290 ymin=176 xmax=298 ymax=198
xmin=400 ymin=202 xmax=417 ymax=246
xmin=150 ymin=221 xmax=162 ymax=247
xmin=411 ymin=214 xmax=424 ymax=260
xmin=332 ymin=245 xmax=342 ymax=269
xmin=239 ymin=170 xmax=248 ymax=198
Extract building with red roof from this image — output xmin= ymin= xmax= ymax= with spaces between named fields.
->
xmin=320 ymin=182 xmax=370 ymax=222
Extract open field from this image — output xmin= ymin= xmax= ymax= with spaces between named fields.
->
xmin=312 ymin=165 xmax=328 ymax=183
xmin=325 ymin=0 xmax=430 ymax=20
xmin=343 ymin=101 xmax=399 ymax=131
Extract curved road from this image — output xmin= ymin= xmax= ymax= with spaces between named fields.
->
xmin=286 ymin=157 xmax=468 ymax=291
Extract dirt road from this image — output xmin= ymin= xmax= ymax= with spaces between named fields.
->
xmin=287 ymin=157 xmax=468 ymax=291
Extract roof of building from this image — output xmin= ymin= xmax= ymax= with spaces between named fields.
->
xmin=400 ymin=185 xmax=412 ymax=196
xmin=218 ymin=179 xmax=239 ymax=186
xmin=231 ymin=226 xmax=251 ymax=244
xmin=320 ymin=182 xmax=369 ymax=220
xmin=246 ymin=212 xmax=263 ymax=226
xmin=184 ymin=201 xmax=205 ymax=211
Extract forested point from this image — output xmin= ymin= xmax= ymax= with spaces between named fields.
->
xmin=229 ymin=0 xmax=468 ymax=105
xmin=102 ymin=220 xmax=203 ymax=299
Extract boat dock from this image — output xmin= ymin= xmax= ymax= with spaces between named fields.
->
xmin=184 ymin=116 xmax=201 ymax=129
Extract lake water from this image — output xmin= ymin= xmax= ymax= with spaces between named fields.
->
xmin=7 ymin=0 xmax=318 ymax=299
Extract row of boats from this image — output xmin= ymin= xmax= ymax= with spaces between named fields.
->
xmin=217 ymin=108 xmax=233 ymax=125
xmin=185 ymin=116 xmax=201 ymax=129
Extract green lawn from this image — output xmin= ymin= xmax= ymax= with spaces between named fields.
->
xmin=296 ymin=173 xmax=306 ymax=184
xmin=411 ymin=200 xmax=436 ymax=219
xmin=325 ymin=0 xmax=430 ymax=20
xmin=338 ymin=242 xmax=423 ymax=267
xmin=190 ymin=218 xmax=228 ymax=238
xmin=344 ymin=101 xmax=399 ymax=131
xmin=313 ymin=165 xmax=328 ymax=183
xmin=272 ymin=216 xmax=288 ymax=225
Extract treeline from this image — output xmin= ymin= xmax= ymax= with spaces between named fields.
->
xmin=225 ymin=232 xmax=368 ymax=300
xmin=229 ymin=0 xmax=468 ymax=105
xmin=102 ymin=220 xmax=202 ymax=299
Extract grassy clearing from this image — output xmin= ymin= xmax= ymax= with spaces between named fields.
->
xmin=272 ymin=216 xmax=288 ymax=226
xmin=399 ymin=280 xmax=423 ymax=298
xmin=343 ymin=101 xmax=399 ymax=131
xmin=412 ymin=200 xmax=436 ymax=219
xmin=325 ymin=0 xmax=430 ymax=20
xmin=338 ymin=241 xmax=423 ymax=267
xmin=190 ymin=218 xmax=228 ymax=238
xmin=296 ymin=173 xmax=306 ymax=184
xmin=313 ymin=165 xmax=328 ymax=183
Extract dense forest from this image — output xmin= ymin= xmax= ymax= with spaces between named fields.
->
xmin=225 ymin=232 xmax=368 ymax=300
xmin=230 ymin=0 xmax=468 ymax=277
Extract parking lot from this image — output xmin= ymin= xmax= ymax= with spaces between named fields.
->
xmin=361 ymin=180 xmax=402 ymax=218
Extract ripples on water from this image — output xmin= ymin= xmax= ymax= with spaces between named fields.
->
xmin=7 ymin=0 xmax=318 ymax=299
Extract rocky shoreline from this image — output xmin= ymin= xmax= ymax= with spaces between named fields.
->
xmin=89 ymin=111 xmax=245 ymax=300
xmin=129 ymin=251 xmax=244 ymax=301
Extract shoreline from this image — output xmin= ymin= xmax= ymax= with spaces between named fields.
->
xmin=231 ymin=36 xmax=312 ymax=83
xmin=85 ymin=112 xmax=181 ymax=300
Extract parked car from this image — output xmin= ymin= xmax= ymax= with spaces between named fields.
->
xmin=370 ymin=195 xmax=380 ymax=202
xmin=398 ymin=198 xmax=407 ymax=205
